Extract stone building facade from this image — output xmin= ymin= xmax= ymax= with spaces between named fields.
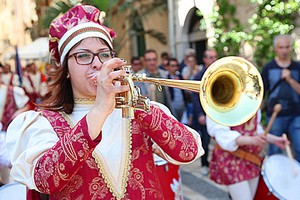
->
xmin=1 ymin=0 xmax=300 ymax=65
xmin=0 ymin=0 xmax=37 ymax=62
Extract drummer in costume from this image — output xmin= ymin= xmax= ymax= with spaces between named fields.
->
xmin=206 ymin=110 xmax=289 ymax=200
xmin=6 ymin=5 xmax=203 ymax=200
xmin=0 ymin=71 xmax=30 ymax=185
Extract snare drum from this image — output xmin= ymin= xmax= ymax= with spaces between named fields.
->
xmin=156 ymin=163 xmax=182 ymax=200
xmin=0 ymin=182 xmax=26 ymax=200
xmin=254 ymin=154 xmax=300 ymax=200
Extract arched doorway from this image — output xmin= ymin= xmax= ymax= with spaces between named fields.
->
xmin=183 ymin=7 xmax=207 ymax=65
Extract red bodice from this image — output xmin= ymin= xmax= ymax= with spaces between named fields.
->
xmin=29 ymin=106 xmax=198 ymax=200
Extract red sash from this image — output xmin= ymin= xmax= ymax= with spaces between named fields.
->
xmin=9 ymin=73 xmax=14 ymax=85
xmin=1 ymin=86 xmax=17 ymax=131
xmin=24 ymin=74 xmax=38 ymax=103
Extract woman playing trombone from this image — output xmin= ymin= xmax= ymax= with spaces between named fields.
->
xmin=6 ymin=5 xmax=203 ymax=200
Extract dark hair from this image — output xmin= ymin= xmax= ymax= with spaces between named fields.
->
xmin=167 ymin=57 xmax=178 ymax=65
xmin=131 ymin=56 xmax=140 ymax=63
xmin=39 ymin=57 xmax=74 ymax=114
xmin=161 ymin=52 xmax=169 ymax=58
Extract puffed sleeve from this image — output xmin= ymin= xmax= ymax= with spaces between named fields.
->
xmin=6 ymin=110 xmax=100 ymax=193
xmin=135 ymin=101 xmax=203 ymax=165
xmin=13 ymin=86 xmax=29 ymax=108
xmin=6 ymin=111 xmax=59 ymax=189
xmin=206 ymin=116 xmax=241 ymax=152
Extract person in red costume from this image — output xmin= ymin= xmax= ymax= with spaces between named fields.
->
xmin=207 ymin=110 xmax=289 ymax=200
xmin=0 ymin=70 xmax=30 ymax=186
xmin=6 ymin=5 xmax=203 ymax=200
xmin=22 ymin=62 xmax=48 ymax=104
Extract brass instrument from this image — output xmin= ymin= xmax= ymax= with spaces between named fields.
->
xmin=116 ymin=56 xmax=263 ymax=126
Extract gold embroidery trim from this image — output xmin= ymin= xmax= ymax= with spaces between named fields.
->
xmin=74 ymin=98 xmax=95 ymax=105
xmin=60 ymin=112 xmax=75 ymax=128
xmin=92 ymin=119 xmax=132 ymax=200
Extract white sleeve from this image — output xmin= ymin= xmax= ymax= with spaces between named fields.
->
xmin=206 ymin=116 xmax=241 ymax=152
xmin=5 ymin=111 xmax=59 ymax=190
xmin=150 ymin=101 xmax=204 ymax=165
xmin=256 ymin=109 xmax=264 ymax=135
xmin=13 ymin=86 xmax=29 ymax=108
xmin=22 ymin=76 xmax=34 ymax=93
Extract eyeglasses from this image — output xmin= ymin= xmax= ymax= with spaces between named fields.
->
xmin=68 ymin=51 xmax=115 ymax=65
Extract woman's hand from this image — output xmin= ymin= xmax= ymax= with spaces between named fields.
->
xmin=93 ymin=58 xmax=130 ymax=115
xmin=87 ymin=58 xmax=130 ymax=140
xmin=266 ymin=133 xmax=290 ymax=150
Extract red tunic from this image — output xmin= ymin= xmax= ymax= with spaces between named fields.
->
xmin=209 ymin=114 xmax=261 ymax=185
xmin=30 ymin=106 xmax=198 ymax=200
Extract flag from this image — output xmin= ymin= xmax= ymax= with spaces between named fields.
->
xmin=15 ymin=46 xmax=23 ymax=85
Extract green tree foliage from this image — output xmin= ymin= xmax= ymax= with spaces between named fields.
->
xmin=249 ymin=0 xmax=300 ymax=67
xmin=209 ymin=0 xmax=251 ymax=58
xmin=208 ymin=0 xmax=300 ymax=68
xmin=41 ymin=0 xmax=167 ymax=52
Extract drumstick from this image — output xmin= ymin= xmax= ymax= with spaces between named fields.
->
xmin=263 ymin=104 xmax=282 ymax=136
xmin=283 ymin=133 xmax=298 ymax=177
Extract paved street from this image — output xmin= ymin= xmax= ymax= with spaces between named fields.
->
xmin=181 ymin=159 xmax=231 ymax=200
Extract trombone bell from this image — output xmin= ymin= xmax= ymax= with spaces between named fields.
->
xmin=119 ymin=56 xmax=263 ymax=126
xmin=200 ymin=56 xmax=263 ymax=126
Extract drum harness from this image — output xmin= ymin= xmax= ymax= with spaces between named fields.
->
xmin=215 ymin=143 xmax=262 ymax=167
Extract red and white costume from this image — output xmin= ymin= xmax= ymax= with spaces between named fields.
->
xmin=0 ymin=84 xmax=29 ymax=131
xmin=154 ymin=154 xmax=183 ymax=200
xmin=1 ymin=72 xmax=20 ymax=86
xmin=207 ymin=112 xmax=264 ymax=185
xmin=6 ymin=102 xmax=203 ymax=200
xmin=22 ymin=71 xmax=48 ymax=103
xmin=0 ymin=84 xmax=29 ymax=184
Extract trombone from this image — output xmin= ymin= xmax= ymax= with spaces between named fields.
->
xmin=116 ymin=56 xmax=263 ymax=126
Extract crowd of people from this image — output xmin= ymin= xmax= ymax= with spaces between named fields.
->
xmin=0 ymin=4 xmax=299 ymax=200
xmin=0 ymin=61 xmax=48 ymax=186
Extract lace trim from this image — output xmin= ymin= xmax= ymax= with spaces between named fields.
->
xmin=92 ymin=119 xmax=132 ymax=200
xmin=60 ymin=112 xmax=74 ymax=128
xmin=74 ymin=98 xmax=95 ymax=104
